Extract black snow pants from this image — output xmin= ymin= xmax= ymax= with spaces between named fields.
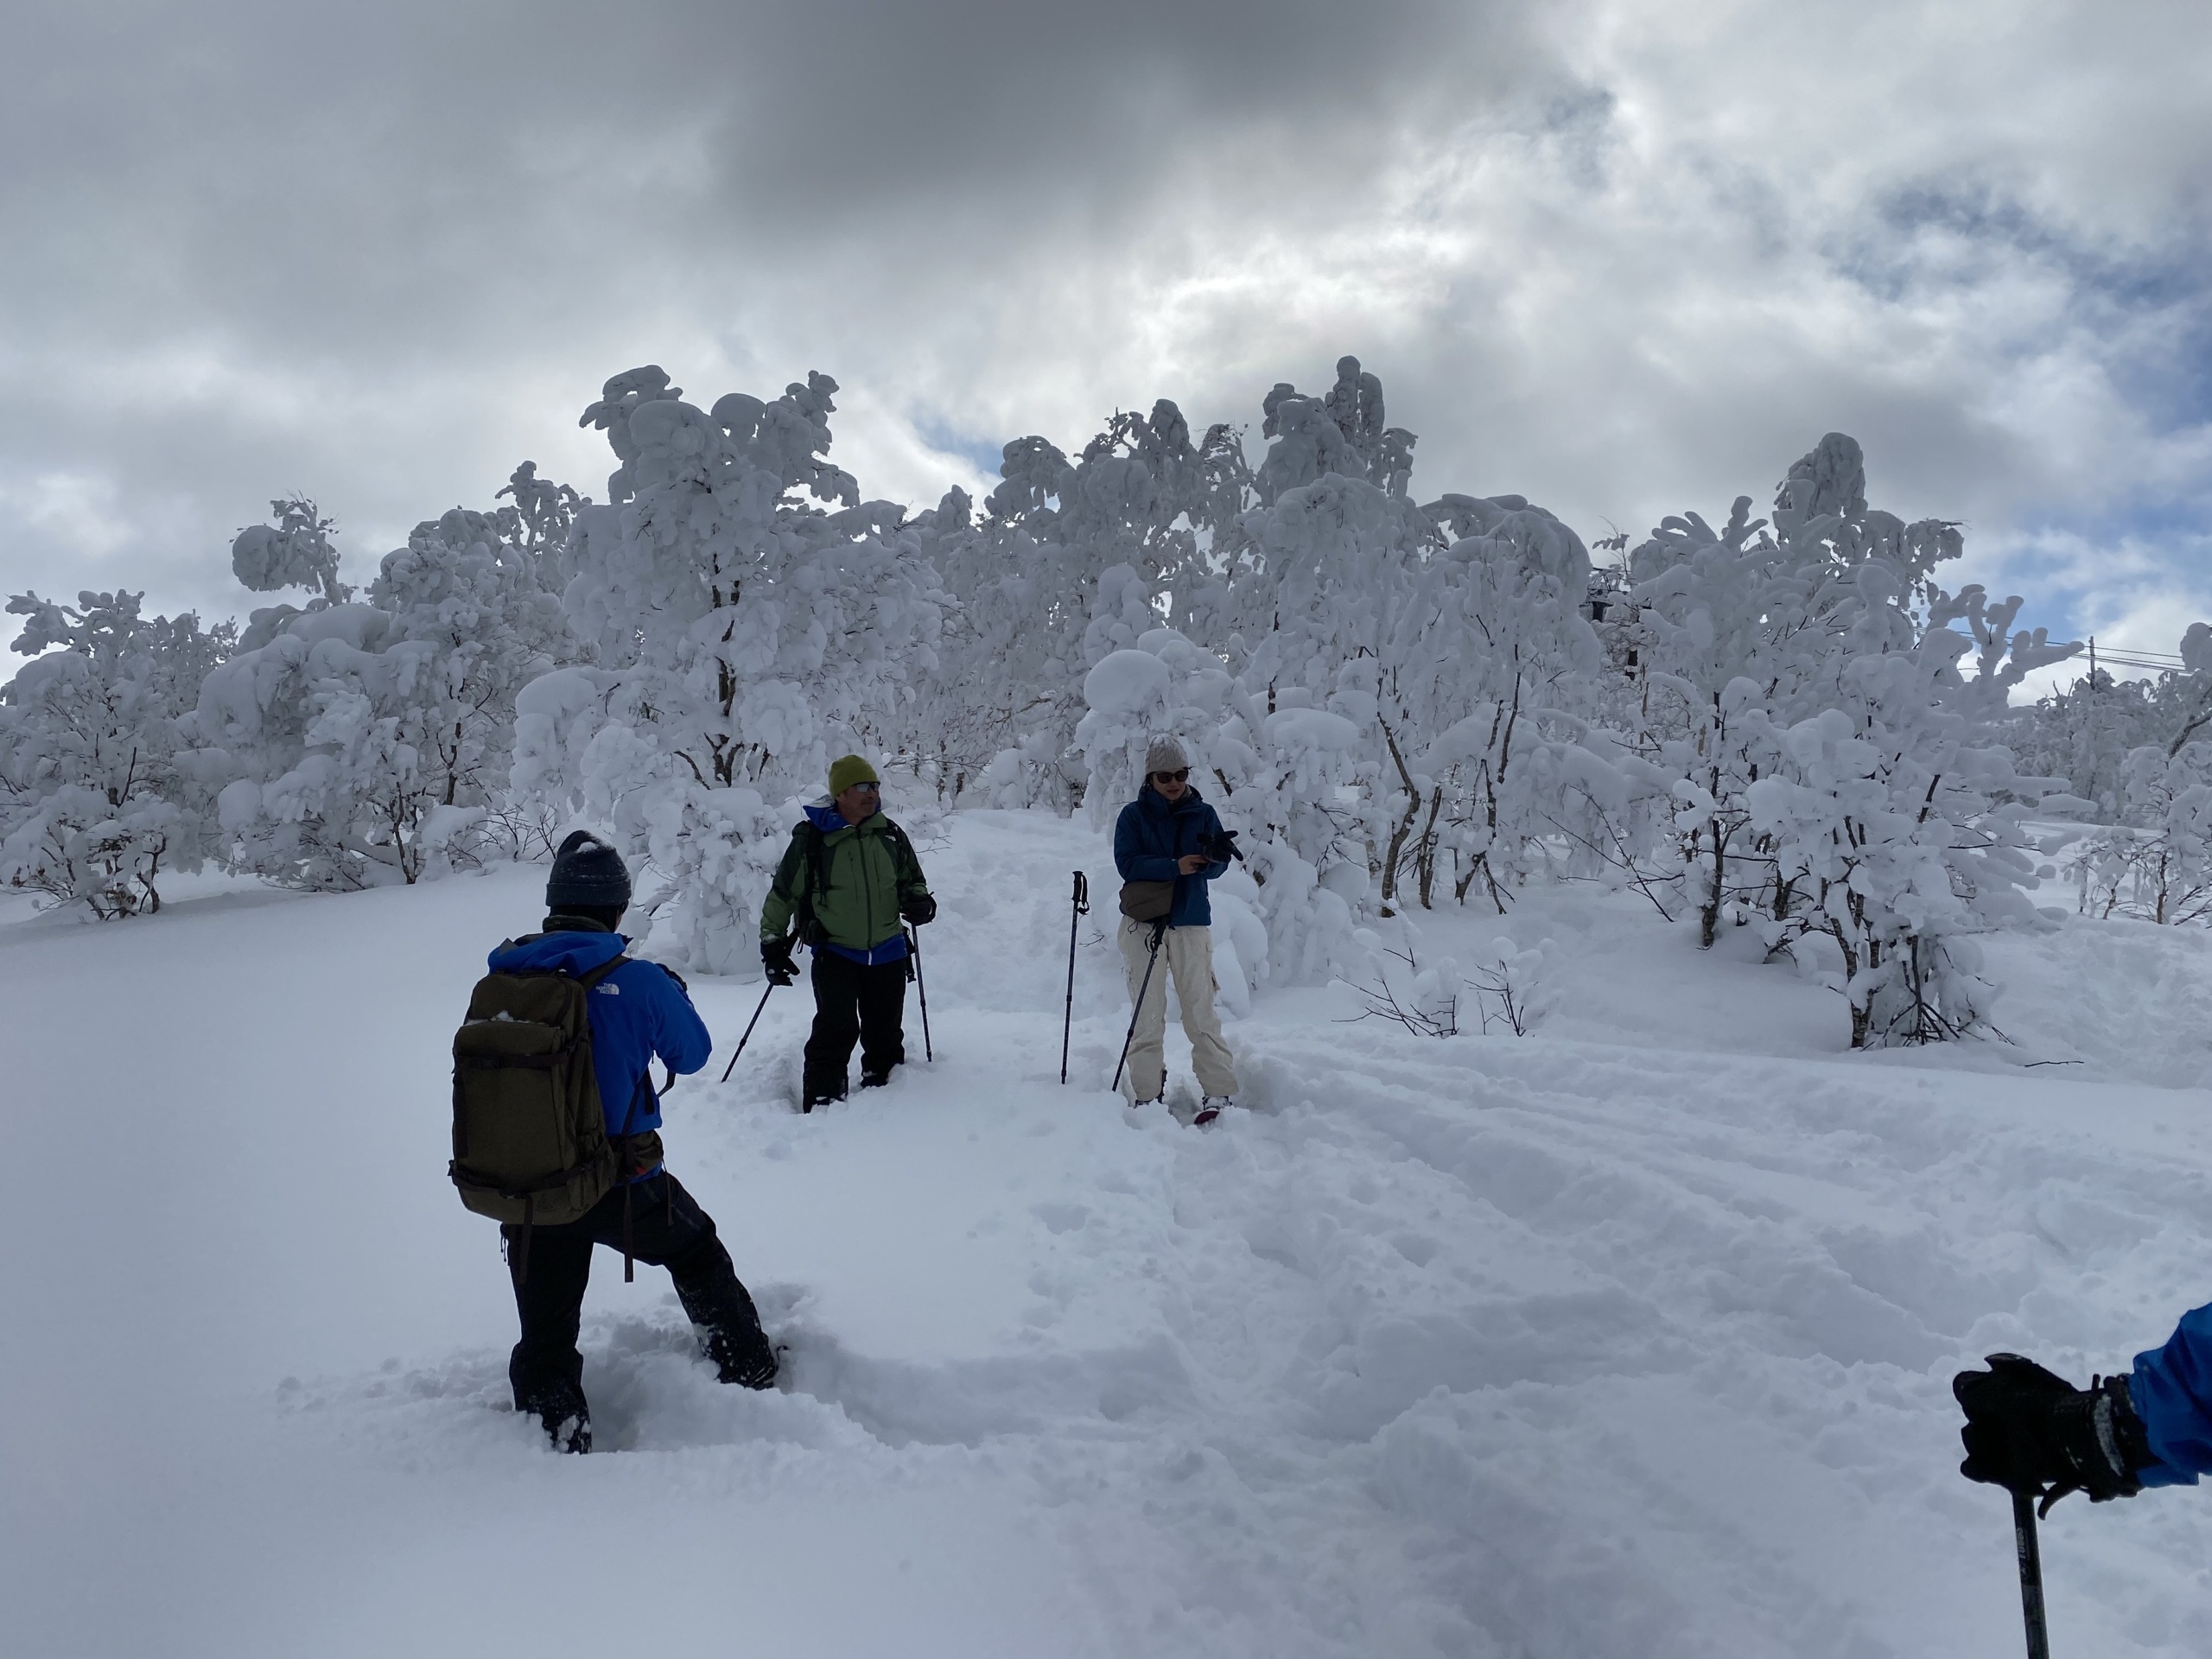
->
xmin=502 ymin=1169 xmax=773 ymax=1437
xmin=801 ymin=949 xmax=907 ymax=1103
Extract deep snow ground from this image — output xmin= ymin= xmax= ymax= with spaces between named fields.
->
xmin=3 ymin=809 xmax=2212 ymax=1657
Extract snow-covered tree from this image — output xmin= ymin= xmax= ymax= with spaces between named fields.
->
xmin=19 ymin=344 xmax=2138 ymax=1058
xmin=933 ymin=360 xmax=1435 ymax=823
xmin=0 ymin=590 xmax=232 ymax=916
xmin=1074 ymin=629 xmax=1245 ymax=829
xmin=196 ymin=484 xmax=582 ymax=888
xmin=1630 ymin=437 xmax=2082 ymax=1046
xmin=899 ymin=481 xmax=1082 ymax=806
xmin=229 ymin=496 xmax=351 ymax=635
xmin=2009 ymin=622 xmax=2212 ymax=818
xmin=2176 ymin=623 xmax=2212 ymax=753
xmin=1064 ymin=363 xmax=1611 ymax=989
xmin=1227 ymin=696 xmax=1367 ymax=985
xmin=497 ymin=461 xmax=587 ymax=569
xmin=1745 ymin=637 xmax=2052 ymax=1047
xmin=366 ymin=503 xmax=578 ymax=855
xmin=2068 ymin=736 xmax=2212 ymax=925
xmin=1925 ymin=584 xmax=2083 ymax=718
xmin=1230 ymin=432 xmax=1605 ymax=915
xmin=1619 ymin=434 xmax=2077 ymax=969
xmin=1397 ymin=493 xmax=1609 ymax=911
xmin=932 ymin=395 xmax=1256 ymax=808
xmin=512 ymin=366 xmax=943 ymax=972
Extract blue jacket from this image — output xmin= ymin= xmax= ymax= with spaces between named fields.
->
xmin=2131 ymin=1302 xmax=2212 ymax=1484
xmin=1113 ymin=784 xmax=1230 ymax=928
xmin=486 ymin=929 xmax=713 ymax=1175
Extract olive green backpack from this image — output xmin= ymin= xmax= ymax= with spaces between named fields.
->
xmin=449 ymin=950 xmax=660 ymax=1280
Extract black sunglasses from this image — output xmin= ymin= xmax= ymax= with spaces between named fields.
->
xmin=1151 ymin=768 xmax=1191 ymax=783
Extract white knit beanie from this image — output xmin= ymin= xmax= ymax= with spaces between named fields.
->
xmin=1144 ymin=736 xmax=1188 ymax=776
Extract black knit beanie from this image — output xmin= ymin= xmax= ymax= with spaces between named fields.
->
xmin=546 ymin=830 xmax=632 ymax=912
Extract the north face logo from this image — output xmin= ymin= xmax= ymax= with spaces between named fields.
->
xmin=594 ymin=982 xmax=620 ymax=995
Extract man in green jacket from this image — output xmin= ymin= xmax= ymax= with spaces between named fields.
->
xmin=760 ymin=754 xmax=936 ymax=1110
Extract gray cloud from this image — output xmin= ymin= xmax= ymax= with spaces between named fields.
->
xmin=2 ymin=0 xmax=2207 ymax=676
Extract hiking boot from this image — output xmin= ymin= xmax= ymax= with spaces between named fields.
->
xmin=801 ymin=1090 xmax=844 ymax=1114
xmin=712 ymin=1329 xmax=780 ymax=1390
xmin=543 ymin=1411 xmax=592 ymax=1454
xmin=1194 ymin=1096 xmax=1233 ymax=1126
xmin=859 ymin=1067 xmax=893 ymax=1090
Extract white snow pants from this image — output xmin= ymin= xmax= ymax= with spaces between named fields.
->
xmin=1117 ymin=917 xmax=1238 ymax=1102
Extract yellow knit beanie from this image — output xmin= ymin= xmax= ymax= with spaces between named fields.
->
xmin=829 ymin=753 xmax=880 ymax=795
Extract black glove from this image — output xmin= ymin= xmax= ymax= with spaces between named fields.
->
xmin=900 ymin=893 xmax=937 ymax=926
xmin=1953 ymin=1353 xmax=2153 ymax=1514
xmin=1198 ymin=829 xmax=1243 ymax=865
xmin=761 ymin=938 xmax=798 ymax=987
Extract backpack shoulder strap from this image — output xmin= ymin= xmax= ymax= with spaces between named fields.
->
xmin=575 ymin=954 xmax=630 ymax=991
xmin=779 ymin=821 xmax=830 ymax=940
xmin=878 ymin=817 xmax=918 ymax=874
xmin=804 ymin=821 xmax=830 ymax=904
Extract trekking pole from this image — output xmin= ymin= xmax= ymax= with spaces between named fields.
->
xmin=2010 ymin=1491 xmax=2052 ymax=1659
xmin=717 ymin=981 xmax=778 ymax=1083
xmin=906 ymin=923 xmax=932 ymax=1062
xmin=1060 ymin=869 xmax=1089 ymax=1084
xmin=1110 ymin=919 xmax=1168 ymax=1096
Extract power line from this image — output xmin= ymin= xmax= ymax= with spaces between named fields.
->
xmin=2084 ymin=635 xmax=2188 ymax=677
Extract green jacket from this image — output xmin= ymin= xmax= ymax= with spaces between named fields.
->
xmin=760 ymin=806 xmax=931 ymax=956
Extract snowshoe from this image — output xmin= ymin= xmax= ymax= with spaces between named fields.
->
xmin=1194 ymin=1096 xmax=1232 ymax=1127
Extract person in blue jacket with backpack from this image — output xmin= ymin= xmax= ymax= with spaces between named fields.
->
xmin=1112 ymin=736 xmax=1239 ymax=1122
xmin=1955 ymin=1304 xmax=2212 ymax=1510
xmin=488 ymin=832 xmax=779 ymax=1452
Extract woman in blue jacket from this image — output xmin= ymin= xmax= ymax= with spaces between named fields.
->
xmin=1112 ymin=736 xmax=1238 ymax=1122
xmin=1955 ymin=1304 xmax=2212 ymax=1508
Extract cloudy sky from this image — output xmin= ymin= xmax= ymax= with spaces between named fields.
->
xmin=4 ymin=0 xmax=2208 ymax=679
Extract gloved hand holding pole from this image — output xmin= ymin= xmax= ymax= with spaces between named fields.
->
xmin=1953 ymin=1351 xmax=2159 ymax=1659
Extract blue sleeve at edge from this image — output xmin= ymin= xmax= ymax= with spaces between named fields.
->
xmin=2129 ymin=1300 xmax=2212 ymax=1484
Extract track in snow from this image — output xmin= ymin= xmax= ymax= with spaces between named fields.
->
xmin=5 ymin=810 xmax=2212 ymax=1657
